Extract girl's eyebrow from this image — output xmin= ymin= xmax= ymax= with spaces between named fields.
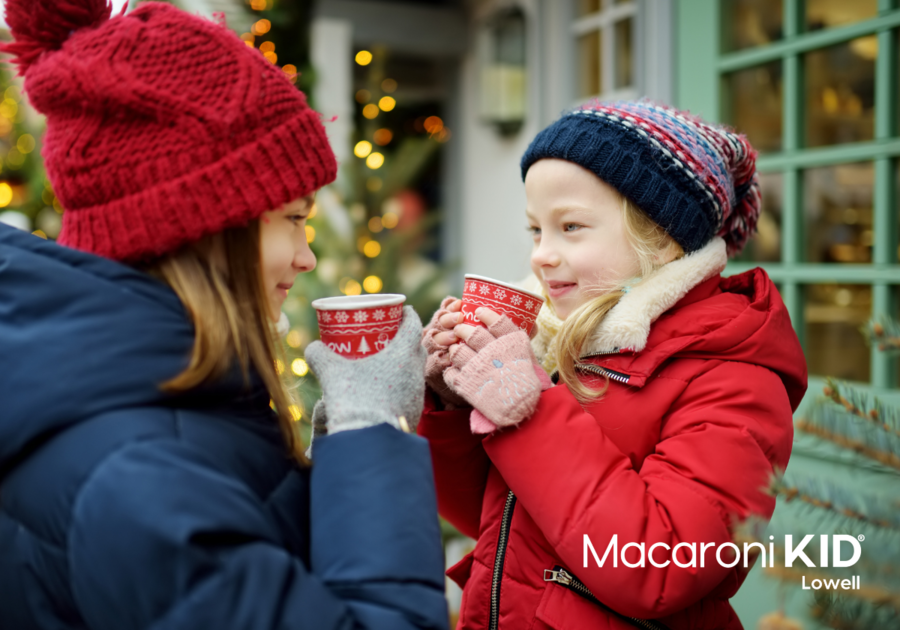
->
xmin=526 ymin=206 xmax=595 ymax=221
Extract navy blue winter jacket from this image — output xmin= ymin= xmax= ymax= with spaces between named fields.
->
xmin=0 ymin=223 xmax=449 ymax=630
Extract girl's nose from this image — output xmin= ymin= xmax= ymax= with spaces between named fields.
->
xmin=293 ymin=238 xmax=317 ymax=273
xmin=531 ymin=239 xmax=560 ymax=268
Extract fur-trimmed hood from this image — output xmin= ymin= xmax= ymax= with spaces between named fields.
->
xmin=520 ymin=237 xmax=806 ymax=410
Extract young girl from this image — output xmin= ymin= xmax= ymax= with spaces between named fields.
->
xmin=420 ymin=101 xmax=807 ymax=630
xmin=0 ymin=2 xmax=447 ymax=629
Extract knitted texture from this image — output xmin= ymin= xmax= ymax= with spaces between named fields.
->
xmin=444 ymin=317 xmax=550 ymax=432
xmin=1 ymin=1 xmax=336 ymax=262
xmin=422 ymin=296 xmax=470 ymax=409
xmin=305 ymin=307 xmax=426 ymax=435
xmin=520 ymin=100 xmax=760 ymax=256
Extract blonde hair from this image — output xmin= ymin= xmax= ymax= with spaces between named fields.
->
xmin=555 ymin=197 xmax=683 ymax=405
xmin=140 ymin=221 xmax=307 ymax=464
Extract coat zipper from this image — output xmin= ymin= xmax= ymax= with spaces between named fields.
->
xmin=543 ymin=566 xmax=670 ymax=630
xmin=575 ymin=362 xmax=631 ymax=384
xmin=489 ymin=490 xmax=516 ymax=630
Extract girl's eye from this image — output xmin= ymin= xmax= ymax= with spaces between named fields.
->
xmin=564 ymin=223 xmax=582 ymax=232
xmin=527 ymin=226 xmax=541 ymax=237
xmin=289 ymin=215 xmax=305 ymax=225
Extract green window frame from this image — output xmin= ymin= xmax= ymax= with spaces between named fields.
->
xmin=677 ymin=0 xmax=900 ymax=393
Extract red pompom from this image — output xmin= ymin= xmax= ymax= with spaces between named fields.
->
xmin=1 ymin=0 xmax=114 ymax=75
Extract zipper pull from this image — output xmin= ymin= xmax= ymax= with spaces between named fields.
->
xmin=543 ymin=568 xmax=572 ymax=585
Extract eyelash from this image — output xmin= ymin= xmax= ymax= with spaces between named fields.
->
xmin=289 ymin=215 xmax=306 ymax=225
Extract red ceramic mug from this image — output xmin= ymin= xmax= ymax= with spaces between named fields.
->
xmin=312 ymin=294 xmax=405 ymax=359
xmin=461 ymin=274 xmax=544 ymax=336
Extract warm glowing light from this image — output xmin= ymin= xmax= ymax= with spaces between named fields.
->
xmin=381 ymin=78 xmax=397 ymax=93
xmin=252 ymin=19 xmax=271 ymax=35
xmin=362 ymin=104 xmax=379 ymax=119
xmin=291 ymin=358 xmax=309 ymax=377
xmin=286 ymin=330 xmax=302 ymax=348
xmin=382 ymin=211 xmax=399 ymax=229
xmin=275 ymin=359 xmax=285 ymax=374
xmin=259 ymin=41 xmax=275 ymax=53
xmin=357 ymin=236 xmax=371 ymax=252
xmin=373 ymin=128 xmax=392 ymax=146
xmin=368 ymin=216 xmax=383 ymax=233
xmin=437 ymin=128 xmax=452 ymax=143
xmin=305 ymin=225 xmax=315 ymax=242
xmin=342 ymin=279 xmax=362 ymax=296
xmin=289 ymin=405 xmax=302 ymax=422
xmin=363 ymin=240 xmax=381 ymax=258
xmin=263 ymin=51 xmax=278 ymax=64
xmin=240 ymin=32 xmax=255 ymax=45
xmin=363 ymin=275 xmax=383 ymax=293
xmin=354 ymin=140 xmax=373 ymax=158
xmin=355 ymin=50 xmax=373 ymax=66
xmin=366 ymin=178 xmax=383 ymax=192
xmin=366 ymin=152 xmax=384 ymax=169
xmin=0 ymin=99 xmax=18 ymax=119
xmin=282 ymin=63 xmax=297 ymax=76
xmin=355 ymin=89 xmax=371 ymax=104
xmin=308 ymin=203 xmax=317 ymax=219
xmin=0 ymin=183 xmax=12 ymax=208
xmin=250 ymin=0 xmax=267 ymax=10
xmin=16 ymin=134 xmax=35 ymax=154
xmin=378 ymin=96 xmax=396 ymax=112
xmin=424 ymin=116 xmax=444 ymax=134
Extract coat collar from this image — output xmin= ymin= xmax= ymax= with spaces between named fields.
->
xmin=582 ymin=237 xmax=727 ymax=355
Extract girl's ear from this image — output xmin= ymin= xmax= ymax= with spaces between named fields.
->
xmin=654 ymin=238 xmax=684 ymax=266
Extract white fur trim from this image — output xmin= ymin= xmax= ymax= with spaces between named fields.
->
xmin=583 ymin=237 xmax=727 ymax=355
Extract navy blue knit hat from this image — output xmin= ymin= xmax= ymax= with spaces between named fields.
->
xmin=521 ymin=100 xmax=760 ymax=256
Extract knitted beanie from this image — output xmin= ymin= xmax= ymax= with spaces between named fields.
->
xmin=520 ymin=100 xmax=760 ymax=256
xmin=1 ymin=0 xmax=337 ymax=262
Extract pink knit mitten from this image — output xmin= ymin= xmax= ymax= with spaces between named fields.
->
xmin=444 ymin=316 xmax=551 ymax=432
xmin=421 ymin=296 xmax=469 ymax=409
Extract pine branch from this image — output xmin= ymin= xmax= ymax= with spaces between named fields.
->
xmin=863 ymin=316 xmax=900 ymax=355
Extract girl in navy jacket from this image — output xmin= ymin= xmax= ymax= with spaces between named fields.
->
xmin=0 ymin=1 xmax=448 ymax=629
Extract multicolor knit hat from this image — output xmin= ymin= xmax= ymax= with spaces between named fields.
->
xmin=520 ymin=100 xmax=760 ymax=256
xmin=1 ymin=0 xmax=337 ymax=262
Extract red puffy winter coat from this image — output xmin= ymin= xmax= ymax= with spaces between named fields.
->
xmin=419 ymin=255 xmax=807 ymax=630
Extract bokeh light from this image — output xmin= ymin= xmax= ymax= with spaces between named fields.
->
xmin=366 ymin=152 xmax=384 ymax=169
xmin=363 ymin=275 xmax=383 ymax=293
xmin=354 ymin=140 xmax=373 ymax=158
xmin=363 ymin=240 xmax=381 ymax=258
xmin=373 ymin=128 xmax=393 ymax=146
xmin=355 ymin=50 xmax=373 ymax=66
xmin=291 ymin=358 xmax=309 ymax=377
xmin=378 ymin=96 xmax=396 ymax=112
xmin=362 ymin=104 xmax=379 ymax=119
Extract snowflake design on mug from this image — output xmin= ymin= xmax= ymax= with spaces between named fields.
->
xmin=479 ymin=283 xmax=491 ymax=295
xmin=510 ymin=294 xmax=522 ymax=306
xmin=524 ymin=300 xmax=534 ymax=312
xmin=372 ymin=309 xmax=386 ymax=321
xmin=389 ymin=306 xmax=402 ymax=319
xmin=335 ymin=312 xmax=349 ymax=323
xmin=321 ymin=311 xmax=332 ymax=323
xmin=353 ymin=311 xmax=368 ymax=323
xmin=532 ymin=301 xmax=542 ymax=313
xmin=494 ymin=288 xmax=506 ymax=300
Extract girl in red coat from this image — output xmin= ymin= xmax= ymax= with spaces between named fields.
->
xmin=419 ymin=101 xmax=807 ymax=630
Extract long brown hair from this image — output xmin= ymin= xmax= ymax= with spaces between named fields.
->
xmin=140 ymin=221 xmax=306 ymax=464
xmin=555 ymin=197 xmax=683 ymax=405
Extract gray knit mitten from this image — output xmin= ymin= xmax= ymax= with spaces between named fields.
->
xmin=305 ymin=306 xmax=427 ymax=435
xmin=304 ymin=399 xmax=328 ymax=459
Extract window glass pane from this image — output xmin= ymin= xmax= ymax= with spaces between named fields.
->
xmin=804 ymin=162 xmax=873 ymax=263
xmin=614 ymin=18 xmax=633 ymax=89
xmin=805 ymin=37 xmax=876 ymax=148
xmin=806 ymin=0 xmax=878 ymax=32
xmin=723 ymin=61 xmax=783 ymax=153
xmin=720 ymin=0 xmax=783 ymax=53
xmin=738 ymin=172 xmax=782 ymax=262
xmin=578 ymin=30 xmax=601 ymax=98
xmin=577 ymin=0 xmax=601 ymax=17
xmin=805 ymin=284 xmax=871 ymax=382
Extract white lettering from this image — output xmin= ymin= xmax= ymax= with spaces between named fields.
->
xmin=700 ymin=542 xmax=716 ymax=568
xmin=584 ymin=534 xmax=618 ymax=568
xmin=649 ymin=543 xmax=670 ymax=568
xmin=832 ymin=535 xmax=861 ymax=568
xmin=743 ymin=541 xmax=766 ymax=568
xmin=785 ymin=535 xmax=816 ymax=568
xmin=716 ymin=542 xmax=740 ymax=568
xmin=672 ymin=542 xmax=697 ymax=568
xmin=621 ymin=542 xmax=645 ymax=568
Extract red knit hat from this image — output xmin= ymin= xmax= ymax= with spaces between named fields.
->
xmin=1 ymin=0 xmax=337 ymax=262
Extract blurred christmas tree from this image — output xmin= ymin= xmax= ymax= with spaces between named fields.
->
xmin=745 ymin=319 xmax=900 ymax=629
xmin=241 ymin=1 xmax=454 ymax=436
xmin=0 ymin=58 xmax=57 ymax=238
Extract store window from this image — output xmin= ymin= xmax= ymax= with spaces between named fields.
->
xmin=713 ymin=1 xmax=900 ymax=387
xmin=573 ymin=0 xmax=637 ymax=101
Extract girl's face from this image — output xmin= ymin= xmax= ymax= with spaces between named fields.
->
xmin=259 ymin=195 xmax=317 ymax=321
xmin=526 ymin=159 xmax=641 ymax=320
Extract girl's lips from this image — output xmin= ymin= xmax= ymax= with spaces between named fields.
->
xmin=546 ymin=282 xmax=576 ymax=298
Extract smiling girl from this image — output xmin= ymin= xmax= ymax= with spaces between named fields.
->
xmin=419 ymin=101 xmax=807 ymax=630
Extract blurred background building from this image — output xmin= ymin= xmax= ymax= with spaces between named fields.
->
xmin=2 ymin=1 xmax=899 ymax=627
